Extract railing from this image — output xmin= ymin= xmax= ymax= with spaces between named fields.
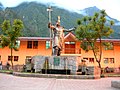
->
xmin=62 ymin=48 xmax=81 ymax=54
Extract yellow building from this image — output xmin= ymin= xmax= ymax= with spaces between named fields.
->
xmin=0 ymin=32 xmax=120 ymax=69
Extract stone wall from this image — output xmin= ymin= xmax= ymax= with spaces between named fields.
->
xmin=32 ymin=55 xmax=78 ymax=74
xmin=87 ymin=66 xmax=101 ymax=75
xmin=2 ymin=65 xmax=23 ymax=72
xmin=87 ymin=66 xmax=101 ymax=79
xmin=31 ymin=55 xmax=101 ymax=78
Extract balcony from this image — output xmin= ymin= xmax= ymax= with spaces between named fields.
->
xmin=61 ymin=48 xmax=81 ymax=56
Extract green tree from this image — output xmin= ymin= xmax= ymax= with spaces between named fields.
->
xmin=0 ymin=19 xmax=24 ymax=68
xmin=75 ymin=10 xmax=114 ymax=69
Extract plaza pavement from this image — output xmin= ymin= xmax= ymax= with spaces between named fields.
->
xmin=0 ymin=73 xmax=120 ymax=90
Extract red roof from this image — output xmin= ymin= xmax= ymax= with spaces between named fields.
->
xmin=18 ymin=34 xmax=120 ymax=42
xmin=64 ymin=32 xmax=77 ymax=41
xmin=18 ymin=37 xmax=51 ymax=41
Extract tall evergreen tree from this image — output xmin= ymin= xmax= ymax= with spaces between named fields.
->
xmin=0 ymin=19 xmax=24 ymax=68
xmin=75 ymin=10 xmax=114 ymax=69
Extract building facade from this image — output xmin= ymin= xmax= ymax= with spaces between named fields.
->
xmin=0 ymin=32 xmax=120 ymax=69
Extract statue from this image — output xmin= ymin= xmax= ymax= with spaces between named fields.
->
xmin=48 ymin=16 xmax=76 ymax=56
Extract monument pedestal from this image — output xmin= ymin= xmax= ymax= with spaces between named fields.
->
xmin=32 ymin=55 xmax=78 ymax=74
xmin=31 ymin=55 xmax=101 ymax=79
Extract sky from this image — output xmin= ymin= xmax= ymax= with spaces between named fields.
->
xmin=0 ymin=0 xmax=120 ymax=21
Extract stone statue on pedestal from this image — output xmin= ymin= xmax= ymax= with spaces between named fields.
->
xmin=48 ymin=16 xmax=76 ymax=56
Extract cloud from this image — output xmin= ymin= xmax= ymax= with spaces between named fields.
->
xmin=1 ymin=0 xmax=120 ymax=21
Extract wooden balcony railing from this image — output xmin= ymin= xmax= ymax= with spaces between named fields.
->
xmin=62 ymin=48 xmax=81 ymax=54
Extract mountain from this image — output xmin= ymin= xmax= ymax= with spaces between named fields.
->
xmin=0 ymin=3 xmax=4 ymax=10
xmin=78 ymin=6 xmax=120 ymax=39
xmin=11 ymin=2 xmax=82 ymax=37
xmin=0 ymin=2 xmax=120 ymax=38
xmin=79 ymin=6 xmax=120 ymax=25
xmin=79 ymin=6 xmax=120 ymax=38
xmin=79 ymin=6 xmax=100 ymax=16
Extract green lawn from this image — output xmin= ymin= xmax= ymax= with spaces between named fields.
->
xmin=101 ymin=73 xmax=120 ymax=77
xmin=0 ymin=70 xmax=13 ymax=74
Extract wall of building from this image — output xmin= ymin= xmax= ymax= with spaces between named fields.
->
xmin=80 ymin=42 xmax=120 ymax=68
xmin=0 ymin=38 xmax=120 ymax=69
xmin=113 ymin=44 xmax=120 ymax=68
xmin=0 ymin=40 xmax=52 ymax=66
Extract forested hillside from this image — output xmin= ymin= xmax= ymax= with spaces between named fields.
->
xmin=0 ymin=2 xmax=120 ymax=38
xmin=0 ymin=2 xmax=82 ymax=37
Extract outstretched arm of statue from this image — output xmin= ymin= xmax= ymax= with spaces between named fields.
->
xmin=63 ymin=27 xmax=76 ymax=32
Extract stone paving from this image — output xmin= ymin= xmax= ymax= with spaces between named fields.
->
xmin=0 ymin=73 xmax=120 ymax=90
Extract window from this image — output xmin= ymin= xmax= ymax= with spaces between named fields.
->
xmin=109 ymin=58 xmax=114 ymax=63
xmin=104 ymin=58 xmax=114 ymax=64
xmin=27 ymin=41 xmax=32 ymax=49
xmin=104 ymin=42 xmax=114 ymax=50
xmin=8 ymin=56 xmax=19 ymax=61
xmin=46 ymin=41 xmax=50 ymax=49
xmin=89 ymin=58 xmax=94 ymax=63
xmin=104 ymin=58 xmax=109 ymax=64
xmin=14 ymin=56 xmax=19 ymax=61
xmin=65 ymin=41 xmax=75 ymax=44
xmin=15 ymin=40 xmax=20 ymax=48
xmin=33 ymin=41 xmax=38 ymax=49
xmin=83 ymin=58 xmax=88 ymax=60
xmin=65 ymin=42 xmax=75 ymax=54
xmin=27 ymin=41 xmax=38 ymax=49
xmin=83 ymin=57 xmax=94 ymax=63
xmin=8 ymin=56 xmax=13 ymax=61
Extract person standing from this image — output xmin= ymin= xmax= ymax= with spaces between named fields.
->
xmin=0 ymin=60 xmax=2 ymax=70
xmin=6 ymin=62 xmax=10 ymax=70
xmin=81 ymin=59 xmax=87 ymax=75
